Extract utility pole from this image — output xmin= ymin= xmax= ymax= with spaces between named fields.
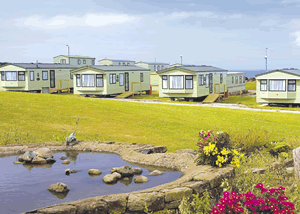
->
xmin=66 ymin=45 xmax=69 ymax=57
xmin=180 ymin=55 xmax=182 ymax=65
xmin=265 ymin=48 xmax=268 ymax=72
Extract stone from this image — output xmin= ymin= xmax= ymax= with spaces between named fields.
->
xmin=60 ymin=156 xmax=67 ymax=160
xmin=14 ymin=161 xmax=24 ymax=164
xmin=111 ymin=166 xmax=134 ymax=177
xmin=62 ymin=160 xmax=70 ymax=165
xmin=132 ymin=167 xmax=143 ymax=175
xmin=293 ymin=147 xmax=300 ymax=180
xmin=48 ymin=183 xmax=70 ymax=193
xmin=180 ymin=180 xmax=210 ymax=195
xmin=112 ymin=172 xmax=122 ymax=179
xmin=286 ymin=167 xmax=294 ymax=174
xmin=270 ymin=162 xmax=281 ymax=169
xmin=127 ymin=192 xmax=165 ymax=212
xmin=163 ymin=187 xmax=193 ymax=203
xmin=249 ymin=168 xmax=266 ymax=174
xmin=149 ymin=170 xmax=163 ymax=176
xmin=37 ymin=204 xmax=76 ymax=214
xmin=152 ymin=146 xmax=167 ymax=153
xmin=18 ymin=151 xmax=35 ymax=162
xmin=283 ymin=158 xmax=294 ymax=168
xmin=88 ymin=169 xmax=102 ymax=175
xmin=103 ymin=194 xmax=128 ymax=214
xmin=71 ymin=198 xmax=108 ymax=214
xmin=32 ymin=156 xmax=47 ymax=164
xmin=103 ymin=173 xmax=121 ymax=183
xmin=134 ymin=175 xmax=148 ymax=183
xmin=33 ymin=148 xmax=53 ymax=159
xmin=46 ymin=158 xmax=56 ymax=163
xmin=176 ymin=149 xmax=197 ymax=154
xmin=65 ymin=132 xmax=77 ymax=146
xmin=140 ymin=149 xmax=153 ymax=154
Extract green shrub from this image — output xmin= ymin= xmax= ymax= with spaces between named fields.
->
xmin=266 ymin=141 xmax=292 ymax=158
xmin=178 ymin=191 xmax=211 ymax=214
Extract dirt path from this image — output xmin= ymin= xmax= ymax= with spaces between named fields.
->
xmin=104 ymin=98 xmax=300 ymax=114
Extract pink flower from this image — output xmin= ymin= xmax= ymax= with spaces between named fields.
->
xmin=213 ymin=136 xmax=217 ymax=139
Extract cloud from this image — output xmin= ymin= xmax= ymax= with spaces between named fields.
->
xmin=15 ymin=13 xmax=138 ymax=29
xmin=281 ymin=0 xmax=300 ymax=3
xmin=259 ymin=19 xmax=280 ymax=27
xmin=290 ymin=31 xmax=300 ymax=46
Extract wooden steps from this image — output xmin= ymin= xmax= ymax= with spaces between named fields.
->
xmin=115 ymin=92 xmax=134 ymax=99
xmin=202 ymin=94 xmax=220 ymax=103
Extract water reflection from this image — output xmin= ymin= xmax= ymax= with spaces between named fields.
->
xmin=48 ymin=190 xmax=69 ymax=199
xmin=22 ymin=164 xmax=53 ymax=171
xmin=64 ymin=151 xmax=79 ymax=163
xmin=118 ymin=176 xmax=133 ymax=186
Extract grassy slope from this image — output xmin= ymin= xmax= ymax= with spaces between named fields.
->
xmin=1 ymin=91 xmax=300 ymax=152
xmin=245 ymin=81 xmax=256 ymax=90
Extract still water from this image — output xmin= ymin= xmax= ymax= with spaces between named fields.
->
xmin=0 ymin=152 xmax=182 ymax=214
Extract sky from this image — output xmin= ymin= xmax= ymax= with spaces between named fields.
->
xmin=1 ymin=0 xmax=300 ymax=70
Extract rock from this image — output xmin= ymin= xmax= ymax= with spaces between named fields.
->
xmin=46 ymin=158 xmax=56 ymax=163
xmin=127 ymin=192 xmax=165 ymax=212
xmin=149 ymin=170 xmax=163 ymax=176
xmin=32 ymin=156 xmax=47 ymax=164
xmin=270 ymin=162 xmax=281 ymax=169
xmin=14 ymin=161 xmax=24 ymax=164
xmin=60 ymin=156 xmax=67 ymax=160
xmin=123 ymin=177 xmax=129 ymax=181
xmin=245 ymin=168 xmax=266 ymax=174
xmin=152 ymin=146 xmax=167 ymax=153
xmin=286 ymin=167 xmax=294 ymax=174
xmin=62 ymin=160 xmax=70 ymax=165
xmin=132 ymin=167 xmax=143 ymax=175
xmin=18 ymin=151 xmax=35 ymax=162
xmin=176 ymin=149 xmax=197 ymax=154
xmin=118 ymin=176 xmax=133 ymax=186
xmin=134 ymin=175 xmax=148 ymax=183
xmin=48 ymin=183 xmax=70 ymax=193
xmin=65 ymin=169 xmax=70 ymax=175
xmin=70 ymin=170 xmax=81 ymax=174
xmin=88 ymin=169 xmax=102 ymax=175
xmin=163 ymin=187 xmax=193 ymax=203
xmin=65 ymin=132 xmax=77 ymax=146
xmin=283 ymin=158 xmax=294 ymax=168
xmin=33 ymin=148 xmax=53 ymax=159
xmin=293 ymin=147 xmax=300 ymax=180
xmin=140 ymin=149 xmax=153 ymax=154
xmin=103 ymin=173 xmax=121 ymax=184
xmin=111 ymin=166 xmax=134 ymax=177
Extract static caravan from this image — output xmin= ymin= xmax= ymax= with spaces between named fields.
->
xmin=135 ymin=62 xmax=170 ymax=91
xmin=226 ymin=72 xmax=246 ymax=95
xmin=0 ymin=63 xmax=78 ymax=93
xmin=71 ymin=65 xmax=150 ymax=96
xmin=256 ymin=69 xmax=300 ymax=104
xmin=98 ymin=59 xmax=135 ymax=66
xmin=53 ymin=55 xmax=96 ymax=66
xmin=156 ymin=65 xmax=228 ymax=99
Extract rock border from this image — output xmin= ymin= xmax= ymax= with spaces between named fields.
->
xmin=0 ymin=141 xmax=235 ymax=214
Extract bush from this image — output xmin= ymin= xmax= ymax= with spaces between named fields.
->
xmin=266 ymin=141 xmax=292 ymax=158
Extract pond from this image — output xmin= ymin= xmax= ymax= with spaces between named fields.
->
xmin=0 ymin=151 xmax=182 ymax=214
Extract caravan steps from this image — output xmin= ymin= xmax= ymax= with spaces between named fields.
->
xmin=115 ymin=92 xmax=134 ymax=99
xmin=202 ymin=94 xmax=220 ymax=103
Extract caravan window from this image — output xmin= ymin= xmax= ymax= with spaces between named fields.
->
xmin=76 ymin=74 xmax=81 ymax=87
xmin=239 ymin=76 xmax=242 ymax=84
xmin=260 ymin=80 xmax=267 ymax=91
xmin=269 ymin=80 xmax=285 ymax=91
xmin=199 ymin=75 xmax=204 ymax=86
xmin=119 ymin=73 xmax=124 ymax=86
xmin=30 ymin=71 xmax=34 ymax=81
xmin=1 ymin=71 xmax=5 ymax=81
xmin=18 ymin=71 xmax=25 ymax=81
xmin=140 ymin=73 xmax=143 ymax=82
xmin=170 ymin=75 xmax=184 ymax=89
xmin=82 ymin=74 xmax=95 ymax=87
xmin=70 ymin=72 xmax=73 ymax=79
xmin=243 ymin=76 xmax=246 ymax=83
xmin=235 ymin=76 xmax=238 ymax=84
xmin=162 ymin=75 xmax=168 ymax=89
xmin=288 ymin=80 xmax=296 ymax=91
xmin=220 ymin=74 xmax=223 ymax=83
xmin=206 ymin=75 xmax=209 ymax=87
xmin=5 ymin=71 xmax=17 ymax=81
xmin=96 ymin=74 xmax=103 ymax=87
xmin=110 ymin=74 xmax=116 ymax=84
xmin=42 ymin=71 xmax=48 ymax=80
xmin=232 ymin=76 xmax=234 ymax=84
xmin=185 ymin=75 xmax=193 ymax=89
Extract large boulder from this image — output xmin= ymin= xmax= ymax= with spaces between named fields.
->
xmin=111 ymin=166 xmax=134 ymax=177
xmin=33 ymin=148 xmax=53 ymax=159
xmin=134 ymin=175 xmax=148 ymax=183
xmin=32 ymin=156 xmax=47 ymax=164
xmin=62 ymin=160 xmax=70 ymax=165
xmin=48 ymin=183 xmax=70 ymax=193
xmin=149 ymin=170 xmax=163 ymax=176
xmin=283 ymin=158 xmax=294 ymax=168
xmin=18 ymin=151 xmax=36 ymax=162
xmin=88 ymin=169 xmax=102 ymax=175
xmin=132 ymin=167 xmax=143 ymax=175
xmin=103 ymin=172 xmax=121 ymax=184
xmin=46 ymin=158 xmax=56 ymax=163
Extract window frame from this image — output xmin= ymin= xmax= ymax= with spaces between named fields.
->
xmin=81 ymin=74 xmax=95 ymax=87
xmin=162 ymin=75 xmax=168 ymax=89
xmin=42 ymin=71 xmax=48 ymax=80
xmin=96 ymin=74 xmax=103 ymax=87
xmin=169 ymin=75 xmax=184 ymax=90
xmin=269 ymin=79 xmax=286 ymax=92
xmin=232 ymin=76 xmax=234 ymax=84
xmin=61 ymin=59 xmax=66 ymax=64
xmin=78 ymin=59 xmax=81 ymax=65
xmin=235 ymin=76 xmax=238 ymax=84
xmin=76 ymin=74 xmax=81 ymax=87
xmin=30 ymin=71 xmax=34 ymax=81
xmin=109 ymin=74 xmax=116 ymax=84
xmin=206 ymin=75 xmax=209 ymax=88
xmin=140 ymin=73 xmax=143 ymax=82
xmin=92 ymin=59 xmax=95 ymax=65
xmin=239 ymin=76 xmax=242 ymax=84
xmin=83 ymin=60 xmax=86 ymax=64
xmin=185 ymin=75 xmax=193 ymax=89
xmin=70 ymin=72 xmax=73 ymax=80
xmin=288 ymin=79 xmax=296 ymax=92
xmin=5 ymin=71 xmax=17 ymax=81
xmin=198 ymin=75 xmax=204 ymax=86
xmin=260 ymin=79 xmax=267 ymax=91
xmin=1 ymin=71 xmax=5 ymax=81
xmin=119 ymin=73 xmax=124 ymax=86
xmin=18 ymin=71 xmax=25 ymax=81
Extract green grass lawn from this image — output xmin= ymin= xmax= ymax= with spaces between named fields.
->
xmin=245 ymin=81 xmax=256 ymax=90
xmin=1 ymin=91 xmax=300 ymax=152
